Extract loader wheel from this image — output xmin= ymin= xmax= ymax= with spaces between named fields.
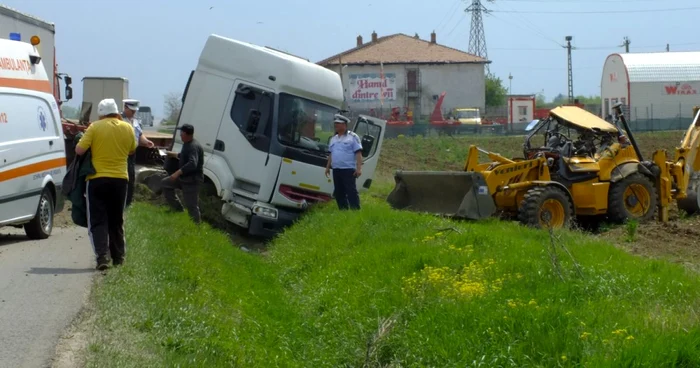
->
xmin=608 ymin=173 xmax=657 ymax=224
xmin=518 ymin=186 xmax=573 ymax=230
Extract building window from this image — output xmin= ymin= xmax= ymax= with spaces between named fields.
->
xmin=604 ymin=98 xmax=610 ymax=118
xmin=518 ymin=106 xmax=528 ymax=115
xmin=407 ymin=69 xmax=418 ymax=92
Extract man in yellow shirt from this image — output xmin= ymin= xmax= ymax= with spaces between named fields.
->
xmin=76 ymin=98 xmax=137 ymax=270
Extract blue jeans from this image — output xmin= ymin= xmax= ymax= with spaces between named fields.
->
xmin=332 ymin=168 xmax=360 ymax=210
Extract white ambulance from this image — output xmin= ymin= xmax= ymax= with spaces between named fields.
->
xmin=0 ymin=37 xmax=66 ymax=239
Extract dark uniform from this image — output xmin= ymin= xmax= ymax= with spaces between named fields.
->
xmin=161 ymin=125 xmax=204 ymax=223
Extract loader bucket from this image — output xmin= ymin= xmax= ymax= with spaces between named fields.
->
xmin=386 ymin=170 xmax=496 ymax=220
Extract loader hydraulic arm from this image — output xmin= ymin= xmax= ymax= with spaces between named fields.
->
xmin=463 ymin=145 xmax=515 ymax=171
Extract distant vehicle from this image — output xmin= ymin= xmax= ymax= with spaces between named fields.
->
xmin=452 ymin=107 xmax=482 ymax=125
xmin=0 ymin=38 xmax=66 ymax=239
xmin=136 ymin=106 xmax=154 ymax=127
xmin=80 ymin=77 xmax=129 ymax=123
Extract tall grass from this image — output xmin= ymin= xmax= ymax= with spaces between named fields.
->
xmin=86 ymin=194 xmax=700 ymax=367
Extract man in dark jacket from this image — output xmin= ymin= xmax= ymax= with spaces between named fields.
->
xmin=161 ymin=124 xmax=204 ymax=224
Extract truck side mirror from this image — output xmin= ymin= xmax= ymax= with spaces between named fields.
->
xmin=361 ymin=134 xmax=375 ymax=157
xmin=246 ymin=109 xmax=261 ymax=134
xmin=65 ymin=76 xmax=72 ymax=85
xmin=65 ymin=86 xmax=73 ymax=101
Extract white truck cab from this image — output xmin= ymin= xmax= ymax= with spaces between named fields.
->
xmin=168 ymin=34 xmax=387 ymax=237
xmin=0 ymin=38 xmax=67 ymax=239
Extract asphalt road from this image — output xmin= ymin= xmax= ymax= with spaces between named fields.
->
xmin=0 ymin=226 xmax=94 ymax=368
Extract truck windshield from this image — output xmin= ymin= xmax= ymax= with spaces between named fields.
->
xmin=456 ymin=110 xmax=479 ymax=119
xmin=277 ymin=93 xmax=337 ymax=153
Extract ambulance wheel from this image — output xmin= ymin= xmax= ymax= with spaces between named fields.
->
xmin=518 ymin=186 xmax=573 ymax=230
xmin=25 ymin=188 xmax=54 ymax=240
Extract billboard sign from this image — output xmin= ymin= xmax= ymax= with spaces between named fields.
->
xmin=349 ymin=72 xmax=396 ymax=102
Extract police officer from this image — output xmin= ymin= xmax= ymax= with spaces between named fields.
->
xmin=325 ymin=114 xmax=362 ymax=210
xmin=122 ymin=99 xmax=154 ymax=207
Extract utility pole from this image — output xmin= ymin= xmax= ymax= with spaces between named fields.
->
xmin=467 ymin=0 xmax=490 ymax=74
xmin=564 ymin=36 xmax=574 ymax=104
xmin=667 ymin=43 xmax=670 ymax=52
xmin=508 ymin=73 xmax=513 ymax=95
xmin=622 ymin=37 xmax=631 ymax=53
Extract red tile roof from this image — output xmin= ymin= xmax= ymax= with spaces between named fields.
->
xmin=318 ymin=33 xmax=489 ymax=66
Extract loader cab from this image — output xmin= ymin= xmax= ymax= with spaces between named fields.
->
xmin=522 ymin=106 xmax=630 ymax=185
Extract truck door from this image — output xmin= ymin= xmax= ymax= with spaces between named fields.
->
xmin=352 ymin=116 xmax=387 ymax=190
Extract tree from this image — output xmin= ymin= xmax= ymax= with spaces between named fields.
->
xmin=485 ymin=73 xmax=507 ymax=107
xmin=536 ymin=92 xmax=547 ymax=108
xmin=163 ymin=92 xmax=183 ymax=125
xmin=552 ymin=93 xmax=567 ymax=106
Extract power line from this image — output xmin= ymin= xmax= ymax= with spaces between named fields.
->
xmin=489 ymin=2 xmax=564 ymax=47
xmin=492 ymin=6 xmax=700 ymax=14
xmin=490 ymin=42 xmax=700 ymax=51
xmin=499 ymin=0 xmax=664 ymax=2
xmin=489 ymin=13 xmax=562 ymax=47
xmin=435 ymin=0 xmax=463 ymax=33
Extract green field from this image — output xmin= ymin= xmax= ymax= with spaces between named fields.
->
xmin=85 ymin=199 xmax=700 ymax=367
xmin=82 ymin=130 xmax=700 ymax=366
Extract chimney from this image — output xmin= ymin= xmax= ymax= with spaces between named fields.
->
xmin=357 ymin=35 xmax=363 ymax=47
xmin=430 ymin=31 xmax=436 ymax=44
xmin=371 ymin=31 xmax=378 ymax=42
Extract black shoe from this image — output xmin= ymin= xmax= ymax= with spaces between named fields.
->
xmin=113 ymin=258 xmax=124 ymax=266
xmin=96 ymin=256 xmax=110 ymax=271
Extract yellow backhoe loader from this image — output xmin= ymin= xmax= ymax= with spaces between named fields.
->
xmin=386 ymin=103 xmax=700 ymax=229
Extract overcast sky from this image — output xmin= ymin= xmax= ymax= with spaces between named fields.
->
xmin=5 ymin=0 xmax=699 ymax=118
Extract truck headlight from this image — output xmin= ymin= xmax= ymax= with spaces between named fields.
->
xmin=252 ymin=205 xmax=278 ymax=220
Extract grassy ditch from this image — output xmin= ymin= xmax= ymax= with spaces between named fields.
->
xmin=86 ymin=195 xmax=700 ymax=367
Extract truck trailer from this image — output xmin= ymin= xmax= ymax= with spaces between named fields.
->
xmin=80 ymin=77 xmax=129 ymax=123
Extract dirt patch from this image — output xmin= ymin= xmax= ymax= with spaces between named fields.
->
xmin=55 ymin=200 xmax=75 ymax=229
xmin=598 ymin=208 xmax=700 ymax=272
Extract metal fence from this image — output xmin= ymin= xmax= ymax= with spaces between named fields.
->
xmin=343 ymin=102 xmax=695 ymax=139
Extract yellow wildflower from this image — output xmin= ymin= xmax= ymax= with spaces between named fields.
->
xmin=580 ymin=332 xmax=591 ymax=340
xmin=612 ymin=329 xmax=627 ymax=336
xmin=507 ymin=300 xmax=518 ymax=308
xmin=528 ymin=299 xmax=537 ymax=306
xmin=561 ymin=355 xmax=567 ymax=362
xmin=625 ymin=335 xmax=635 ymax=341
